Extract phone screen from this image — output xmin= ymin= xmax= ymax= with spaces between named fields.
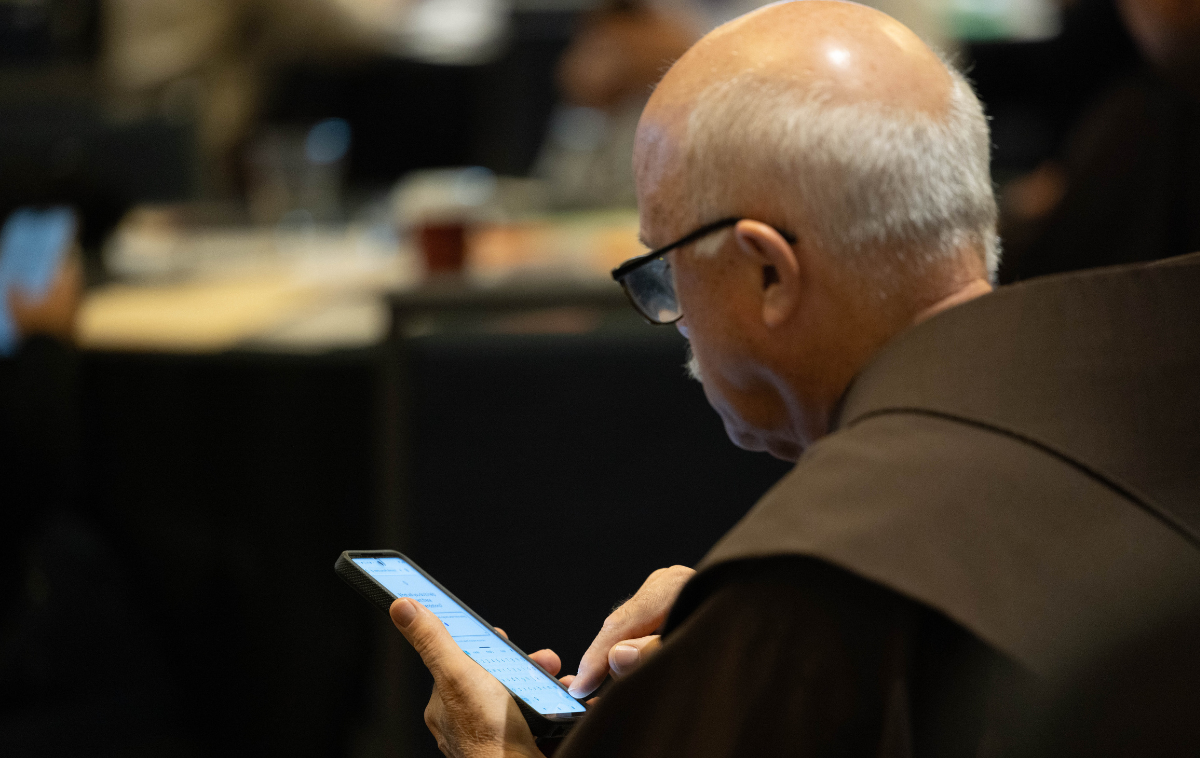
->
xmin=0 ymin=207 xmax=75 ymax=355
xmin=353 ymin=556 xmax=586 ymax=716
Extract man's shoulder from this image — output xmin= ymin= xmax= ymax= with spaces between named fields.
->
xmin=697 ymin=412 xmax=1200 ymax=676
xmin=665 ymin=554 xmax=935 ymax=642
xmin=703 ymin=410 xmax=1096 ymax=573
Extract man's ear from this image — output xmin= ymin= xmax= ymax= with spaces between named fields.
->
xmin=732 ymin=220 xmax=802 ymax=328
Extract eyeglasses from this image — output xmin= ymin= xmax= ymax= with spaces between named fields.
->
xmin=611 ymin=217 xmax=797 ymax=325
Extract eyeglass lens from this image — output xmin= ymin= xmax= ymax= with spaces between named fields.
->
xmin=622 ymin=256 xmax=681 ymax=324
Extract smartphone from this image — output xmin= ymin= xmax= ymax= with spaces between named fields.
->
xmin=335 ymin=550 xmax=586 ymax=738
xmin=0 ymin=207 xmax=77 ymax=356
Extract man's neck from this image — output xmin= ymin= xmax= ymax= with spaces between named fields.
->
xmin=912 ymin=277 xmax=993 ymax=326
xmin=784 ymin=274 xmax=993 ymax=456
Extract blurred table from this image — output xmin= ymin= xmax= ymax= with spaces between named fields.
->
xmin=75 ymin=208 xmax=643 ymax=354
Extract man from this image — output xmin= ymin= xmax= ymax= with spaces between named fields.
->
xmin=384 ymin=2 xmax=1200 ymax=756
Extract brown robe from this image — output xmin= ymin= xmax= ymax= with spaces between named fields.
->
xmin=557 ymin=253 xmax=1200 ymax=757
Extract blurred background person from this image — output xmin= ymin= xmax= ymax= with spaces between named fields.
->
xmin=990 ymin=0 xmax=1200 ymax=281
xmin=534 ymin=1 xmax=697 ymax=208
xmin=0 ymin=209 xmax=83 ymax=616
xmin=102 ymin=0 xmax=511 ymax=197
xmin=0 ymin=208 xmax=191 ymax=755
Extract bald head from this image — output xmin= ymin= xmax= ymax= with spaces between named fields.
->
xmin=650 ymin=1 xmax=952 ymax=125
xmin=635 ymin=0 xmax=997 ymax=284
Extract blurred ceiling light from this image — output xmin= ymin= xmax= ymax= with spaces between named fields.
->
xmin=329 ymin=0 xmax=508 ymax=64
xmin=406 ymin=0 xmax=508 ymax=64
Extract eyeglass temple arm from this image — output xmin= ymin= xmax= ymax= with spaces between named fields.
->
xmin=611 ymin=218 xmax=740 ymax=279
xmin=611 ymin=218 xmax=797 ymax=280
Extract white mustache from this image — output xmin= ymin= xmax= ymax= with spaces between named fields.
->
xmin=685 ymin=343 xmax=703 ymax=382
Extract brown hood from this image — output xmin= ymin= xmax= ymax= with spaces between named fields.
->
xmin=684 ymin=253 xmax=1200 ymax=677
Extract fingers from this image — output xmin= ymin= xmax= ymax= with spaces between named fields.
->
xmin=609 ymin=635 xmax=662 ymax=678
xmin=390 ymin=598 xmax=467 ymax=679
xmin=495 ymin=626 xmax=562 ymax=677
xmin=569 ymin=565 xmax=694 ymax=697
xmin=9 ymin=254 xmax=82 ymax=340
xmin=571 ymin=637 xmax=614 ymax=697
xmin=397 ymin=601 xmax=542 ymax=758
xmin=528 ymin=648 xmax=562 ymax=677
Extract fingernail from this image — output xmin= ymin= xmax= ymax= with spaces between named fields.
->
xmin=567 ymin=674 xmax=587 ymax=697
xmin=393 ymin=598 xmax=418 ymax=628
xmin=611 ymin=645 xmax=639 ymax=671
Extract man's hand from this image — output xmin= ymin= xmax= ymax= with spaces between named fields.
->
xmin=390 ymin=598 xmax=545 ymax=758
xmin=568 ymin=565 xmax=695 ymax=697
xmin=9 ymin=254 xmax=82 ymax=342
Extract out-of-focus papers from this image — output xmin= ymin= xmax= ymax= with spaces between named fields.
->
xmin=80 ymin=209 xmax=414 ymax=352
xmin=249 ymin=295 xmax=390 ymax=352
xmin=80 ymin=275 xmax=325 ymax=352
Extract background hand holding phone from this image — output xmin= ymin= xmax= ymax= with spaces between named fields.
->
xmin=9 ymin=255 xmax=82 ymax=343
xmin=0 ymin=208 xmax=82 ymax=354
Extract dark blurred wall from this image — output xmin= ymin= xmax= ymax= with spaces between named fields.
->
xmin=0 ymin=0 xmax=98 ymax=64
xmin=78 ymin=349 xmax=381 ymax=757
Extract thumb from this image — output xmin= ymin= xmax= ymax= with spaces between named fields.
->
xmin=390 ymin=598 xmax=461 ymax=675
xmin=609 ymin=635 xmax=662 ymax=677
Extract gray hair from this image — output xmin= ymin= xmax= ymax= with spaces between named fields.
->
xmin=681 ymin=66 xmax=1000 ymax=282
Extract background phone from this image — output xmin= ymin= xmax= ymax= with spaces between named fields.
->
xmin=0 ymin=207 xmax=76 ymax=355
xmin=335 ymin=550 xmax=585 ymax=738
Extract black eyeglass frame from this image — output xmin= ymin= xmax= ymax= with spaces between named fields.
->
xmin=610 ymin=216 xmax=798 ymax=324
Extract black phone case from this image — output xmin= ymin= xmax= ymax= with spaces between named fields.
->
xmin=334 ymin=551 xmax=579 ymax=740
